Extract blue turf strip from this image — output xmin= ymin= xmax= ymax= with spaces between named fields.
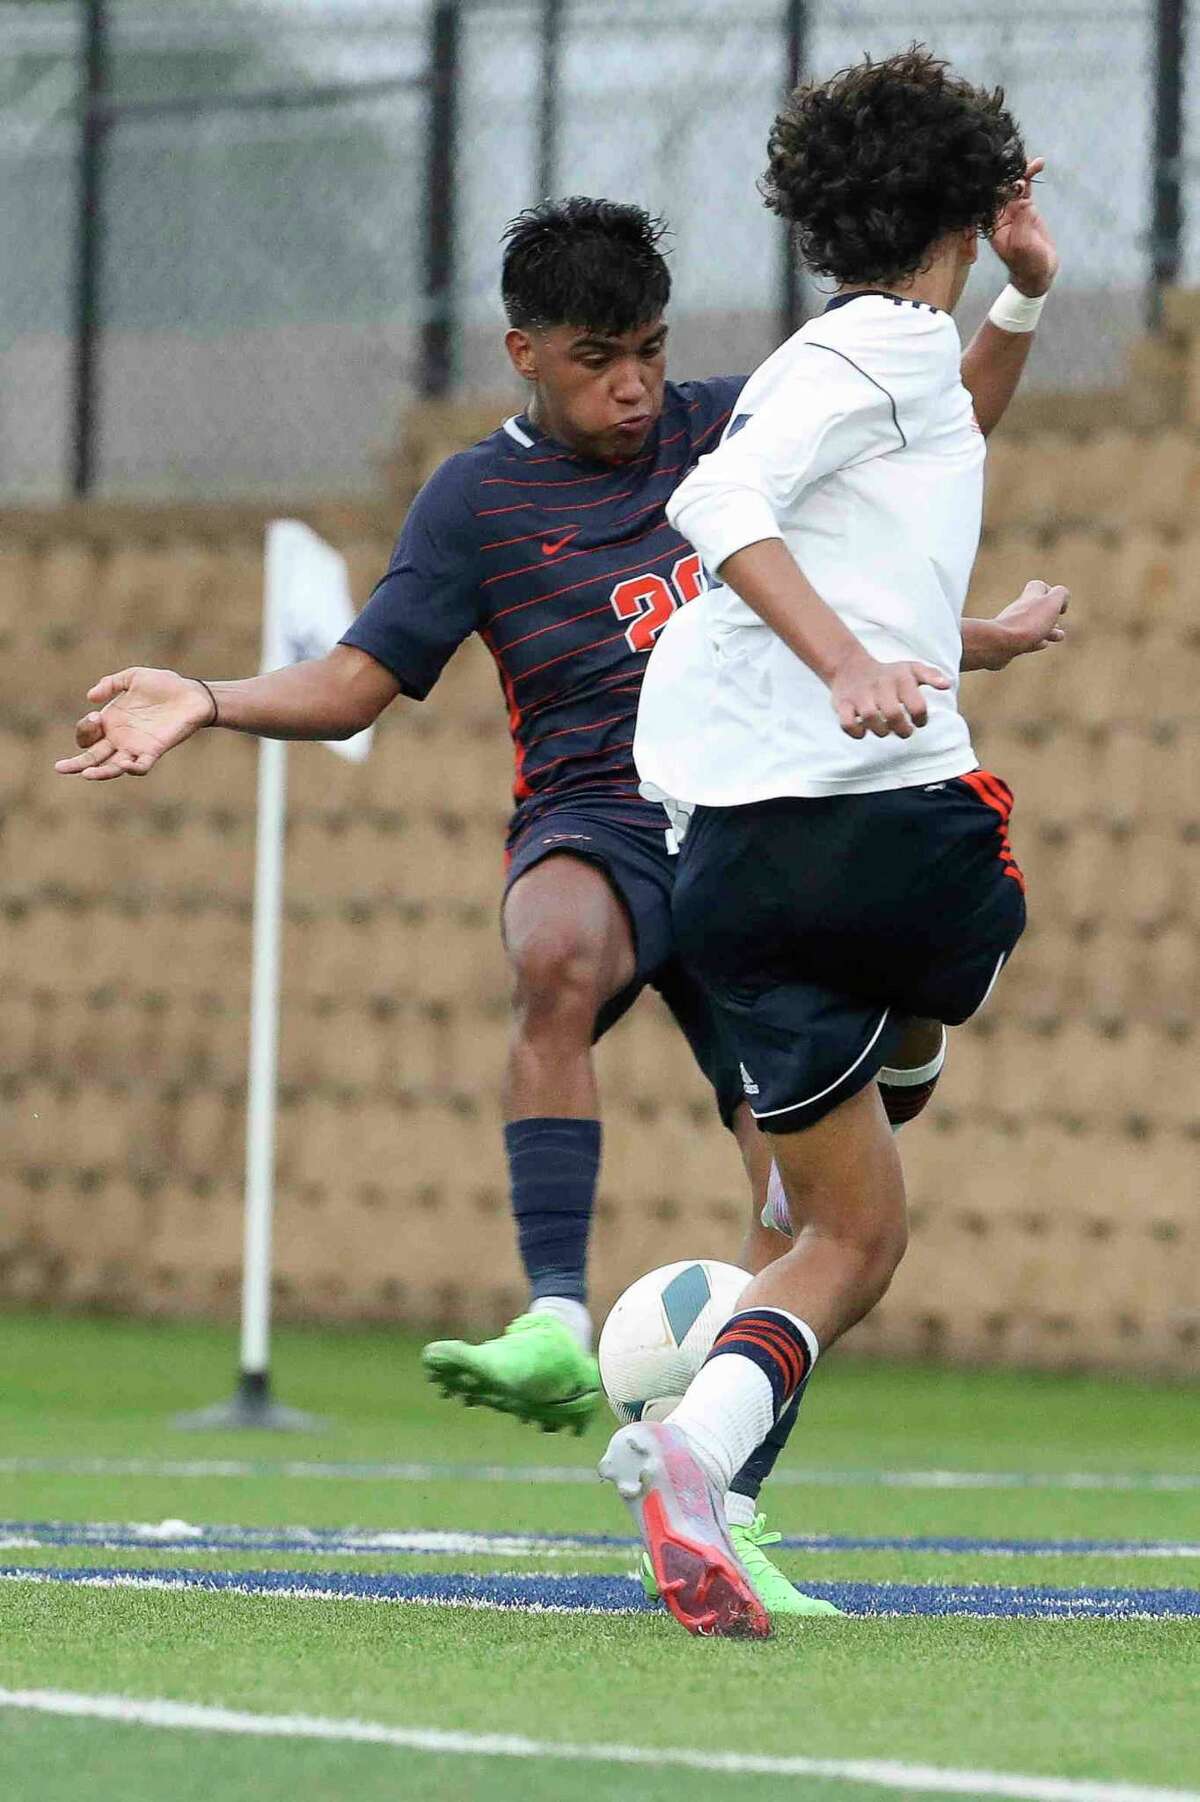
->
xmin=4 ymin=1564 xmax=1200 ymax=1618
xmin=3 ymin=1522 xmax=1200 ymax=1559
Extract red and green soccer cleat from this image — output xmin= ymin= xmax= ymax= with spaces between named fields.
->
xmin=640 ymin=1510 xmax=843 ymax=1617
xmin=599 ymin=1419 xmax=771 ymax=1638
xmin=422 ymin=1312 xmax=601 ymax=1435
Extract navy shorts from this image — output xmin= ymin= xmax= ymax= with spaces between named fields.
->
xmin=505 ymin=804 xmax=746 ymax=1128
xmin=671 ymin=772 xmax=1027 ymax=1134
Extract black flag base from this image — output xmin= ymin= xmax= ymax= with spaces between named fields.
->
xmin=171 ymin=1369 xmax=326 ymax=1433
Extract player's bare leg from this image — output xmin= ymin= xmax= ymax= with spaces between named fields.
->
xmin=423 ymin=854 xmax=635 ymax=1432
xmin=761 ymin=1015 xmax=946 ymax=1235
xmin=605 ymin=1083 xmax=903 ymax=1633
xmin=723 ymin=1024 xmax=939 ymax=1590
xmin=734 ymin=1084 xmax=907 ymax=1345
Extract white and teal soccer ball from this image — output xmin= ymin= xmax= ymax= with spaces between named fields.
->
xmin=598 ymin=1259 xmax=751 ymax=1425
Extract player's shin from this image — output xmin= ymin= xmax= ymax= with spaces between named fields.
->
xmin=743 ymin=1085 xmax=909 ymax=1350
xmin=506 ymin=1116 xmax=600 ymax=1348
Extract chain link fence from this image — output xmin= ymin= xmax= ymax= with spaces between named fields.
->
xmin=0 ymin=0 xmax=1185 ymax=502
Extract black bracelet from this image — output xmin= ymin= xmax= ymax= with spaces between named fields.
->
xmin=191 ymin=677 xmax=220 ymax=727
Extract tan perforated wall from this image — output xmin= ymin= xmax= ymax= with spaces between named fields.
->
xmin=1 ymin=441 xmax=1197 ymax=1371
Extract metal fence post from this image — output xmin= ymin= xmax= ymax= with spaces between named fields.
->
xmin=422 ymin=0 xmax=461 ymax=398
xmin=71 ymin=0 xmax=109 ymax=497
xmin=1149 ymin=0 xmax=1186 ymax=327
xmin=538 ymin=0 xmax=565 ymax=200
xmin=780 ymin=0 xmax=807 ymax=340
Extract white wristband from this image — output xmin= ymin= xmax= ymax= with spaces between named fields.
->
xmin=988 ymin=284 xmax=1046 ymax=334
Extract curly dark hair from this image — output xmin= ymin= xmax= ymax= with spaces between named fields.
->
xmin=761 ymin=47 xmax=1026 ymax=286
xmin=501 ymin=197 xmax=671 ymax=335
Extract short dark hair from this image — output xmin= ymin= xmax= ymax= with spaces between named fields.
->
xmin=501 ymin=197 xmax=671 ymax=336
xmin=761 ymin=47 xmax=1026 ymax=286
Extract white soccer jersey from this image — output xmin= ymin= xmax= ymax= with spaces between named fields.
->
xmin=634 ymin=292 xmax=986 ymax=806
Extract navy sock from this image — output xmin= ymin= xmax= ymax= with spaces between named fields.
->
xmin=505 ymin=1117 xmax=601 ymax=1305
xmin=729 ymin=1385 xmax=806 ymax=1503
xmin=707 ymin=1308 xmax=815 ymax=1417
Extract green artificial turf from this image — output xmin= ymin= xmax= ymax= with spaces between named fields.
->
xmin=3 ymin=1588 xmax=1198 ymax=1798
xmin=0 ymin=1716 xmax=906 ymax=1802
xmin=1 ymin=1308 xmax=1197 ymax=1802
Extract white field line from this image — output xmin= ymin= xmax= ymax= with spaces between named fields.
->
xmin=0 ymin=1527 xmax=620 ymax=1560
xmin=5 ymin=1523 xmax=1200 ymax=1561
xmin=3 ymin=1456 xmax=1200 ymax=1493
xmin=0 ymin=1688 xmax=1195 ymax=1802
xmin=0 ymin=1570 xmax=616 ymax=1612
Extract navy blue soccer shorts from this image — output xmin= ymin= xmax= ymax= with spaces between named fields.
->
xmin=504 ymin=803 xmax=746 ymax=1129
xmin=670 ymin=772 xmax=1027 ymax=1135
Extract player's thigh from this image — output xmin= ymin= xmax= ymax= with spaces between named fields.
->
xmin=503 ymin=851 xmax=637 ymax=1006
xmin=886 ymin=1013 xmax=945 ymax=1068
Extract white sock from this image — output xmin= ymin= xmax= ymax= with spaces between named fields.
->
xmin=669 ymin=1358 xmax=774 ymax=1490
xmin=724 ymin=1490 xmax=757 ymax=1528
xmin=530 ymin=1295 xmax=593 ymax=1352
xmin=669 ymin=1309 xmax=819 ymax=1489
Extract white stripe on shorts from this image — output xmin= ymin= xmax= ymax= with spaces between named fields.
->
xmin=751 ymin=1008 xmax=891 ymax=1122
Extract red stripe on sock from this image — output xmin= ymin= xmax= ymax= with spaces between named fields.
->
xmin=711 ymin=1319 xmax=808 ymax=1395
xmin=735 ymin=1312 xmax=812 ymax=1381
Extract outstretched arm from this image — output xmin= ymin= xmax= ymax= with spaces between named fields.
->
xmin=960 ymin=158 xmax=1060 ymax=438
xmin=960 ymin=580 xmax=1070 ymax=673
xmin=55 ymin=645 xmax=401 ymax=781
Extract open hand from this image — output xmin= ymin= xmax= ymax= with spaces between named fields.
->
xmin=830 ymin=651 xmax=953 ymax=740
xmin=990 ymin=157 xmax=1060 ymax=297
xmin=54 ymin=667 xmax=214 ymax=780
xmin=970 ymin=581 xmax=1070 ymax=671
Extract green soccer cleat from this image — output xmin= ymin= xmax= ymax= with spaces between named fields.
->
xmin=422 ymin=1312 xmax=601 ymax=1435
xmin=640 ymin=1511 xmax=843 ymax=1617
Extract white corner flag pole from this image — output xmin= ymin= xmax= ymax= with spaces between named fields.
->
xmin=173 ymin=521 xmax=372 ymax=1432
xmin=238 ymin=707 xmax=288 ymax=1403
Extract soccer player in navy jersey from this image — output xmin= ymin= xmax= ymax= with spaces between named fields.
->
xmin=57 ymin=192 xmax=1062 ymax=1615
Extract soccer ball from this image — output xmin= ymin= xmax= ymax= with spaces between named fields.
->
xmin=598 ymin=1259 xmax=750 ymax=1425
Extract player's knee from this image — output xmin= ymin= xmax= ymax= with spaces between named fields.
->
xmin=510 ymin=925 xmax=609 ymax=1034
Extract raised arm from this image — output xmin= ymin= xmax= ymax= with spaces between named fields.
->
xmin=55 ymin=646 xmax=400 ymax=781
xmin=960 ymin=158 xmax=1060 ymax=438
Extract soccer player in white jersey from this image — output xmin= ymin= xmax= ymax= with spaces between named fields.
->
xmin=599 ymin=49 xmax=1060 ymax=1637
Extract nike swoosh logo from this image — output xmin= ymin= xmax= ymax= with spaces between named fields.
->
xmin=541 ymin=529 xmax=580 ymax=557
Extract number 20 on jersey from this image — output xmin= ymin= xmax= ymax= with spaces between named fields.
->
xmin=609 ymin=552 xmax=705 ymax=654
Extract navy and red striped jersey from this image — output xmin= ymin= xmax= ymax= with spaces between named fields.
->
xmin=343 ymin=376 xmax=743 ymax=832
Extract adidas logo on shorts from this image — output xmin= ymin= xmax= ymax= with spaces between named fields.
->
xmin=739 ymin=1062 xmax=760 ymax=1097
